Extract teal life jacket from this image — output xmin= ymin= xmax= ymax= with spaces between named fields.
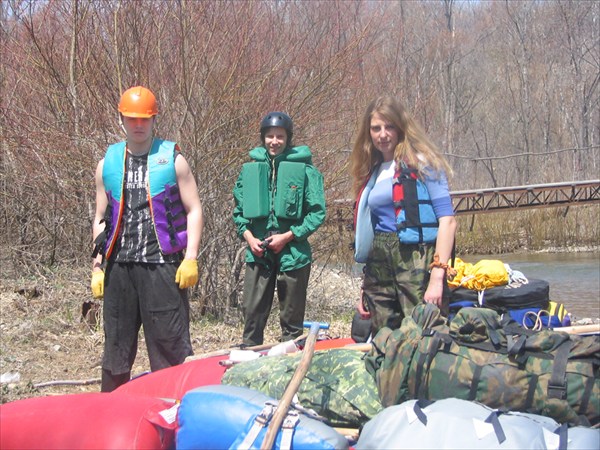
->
xmin=102 ymin=139 xmax=188 ymax=259
xmin=240 ymin=158 xmax=307 ymax=221
xmin=393 ymin=163 xmax=438 ymax=244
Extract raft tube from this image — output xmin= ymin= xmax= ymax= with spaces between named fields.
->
xmin=356 ymin=398 xmax=600 ymax=449
xmin=177 ymin=384 xmax=349 ymax=449
xmin=115 ymin=337 xmax=356 ymax=400
xmin=0 ymin=392 xmax=176 ymax=449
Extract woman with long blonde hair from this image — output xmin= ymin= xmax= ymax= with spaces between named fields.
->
xmin=351 ymin=96 xmax=457 ymax=337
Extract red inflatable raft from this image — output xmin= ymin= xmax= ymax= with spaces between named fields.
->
xmin=0 ymin=337 xmax=356 ymax=449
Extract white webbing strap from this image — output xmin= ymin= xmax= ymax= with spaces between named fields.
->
xmin=236 ymin=403 xmax=276 ymax=450
xmin=280 ymin=410 xmax=300 ymax=450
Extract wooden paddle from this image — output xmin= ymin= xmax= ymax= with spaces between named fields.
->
xmin=344 ymin=342 xmax=373 ymax=352
xmin=260 ymin=321 xmax=322 ymax=450
xmin=554 ymin=323 xmax=600 ymax=335
xmin=184 ymin=333 xmax=309 ymax=362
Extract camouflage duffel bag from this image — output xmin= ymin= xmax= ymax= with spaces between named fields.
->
xmin=365 ymin=304 xmax=600 ymax=426
xmin=222 ymin=348 xmax=383 ymax=428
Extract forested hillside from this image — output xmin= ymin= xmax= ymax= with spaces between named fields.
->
xmin=1 ymin=0 xmax=598 ymax=318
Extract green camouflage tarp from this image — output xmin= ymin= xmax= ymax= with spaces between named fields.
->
xmin=222 ymin=348 xmax=383 ymax=428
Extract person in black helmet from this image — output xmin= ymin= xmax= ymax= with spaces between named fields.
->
xmin=232 ymin=112 xmax=326 ymax=346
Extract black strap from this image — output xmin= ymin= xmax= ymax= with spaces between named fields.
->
xmin=507 ymin=334 xmax=527 ymax=360
xmin=547 ymin=339 xmax=573 ymax=400
xmin=166 ymin=208 xmax=186 ymax=223
xmin=413 ymin=330 xmax=437 ymax=399
xmin=91 ymin=220 xmax=107 ymax=259
xmin=524 ymin=373 xmax=537 ymax=411
xmin=484 ymin=411 xmax=506 ymax=444
xmin=164 ymin=195 xmax=187 ymax=242
xmin=398 ymin=170 xmax=423 ymax=228
xmin=165 ymin=206 xmax=186 ymax=247
xmin=468 ymin=365 xmax=483 ymax=401
xmin=578 ymin=375 xmax=595 ymax=418
xmin=418 ymin=333 xmax=444 ymax=399
xmin=554 ymin=423 xmax=568 ymax=450
xmin=413 ymin=399 xmax=434 ymax=426
xmin=414 ymin=351 xmax=428 ymax=399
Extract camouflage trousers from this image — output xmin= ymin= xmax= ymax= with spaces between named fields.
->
xmin=362 ymin=232 xmax=447 ymax=337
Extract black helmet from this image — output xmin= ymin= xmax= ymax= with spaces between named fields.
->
xmin=260 ymin=112 xmax=293 ymax=142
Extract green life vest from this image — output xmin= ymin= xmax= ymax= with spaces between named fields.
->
xmin=241 ymin=160 xmax=307 ymax=220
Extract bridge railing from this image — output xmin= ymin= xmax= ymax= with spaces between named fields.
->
xmin=450 ymin=179 xmax=600 ymax=215
xmin=327 ymin=180 xmax=600 ymax=228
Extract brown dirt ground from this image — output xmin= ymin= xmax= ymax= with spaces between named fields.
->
xmin=0 ymin=265 xmax=360 ymax=404
xmin=4 ymin=260 xmax=596 ymax=405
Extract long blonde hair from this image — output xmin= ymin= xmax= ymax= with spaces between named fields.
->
xmin=349 ymin=96 xmax=452 ymax=197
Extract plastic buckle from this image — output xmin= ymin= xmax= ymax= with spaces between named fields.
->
xmin=282 ymin=410 xmax=299 ymax=429
xmin=255 ymin=403 xmax=275 ymax=425
xmin=547 ymin=383 xmax=567 ymax=400
xmin=280 ymin=411 xmax=300 ymax=450
xmin=421 ymin=328 xmax=436 ymax=337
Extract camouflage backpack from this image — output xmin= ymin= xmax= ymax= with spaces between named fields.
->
xmin=364 ymin=304 xmax=600 ymax=426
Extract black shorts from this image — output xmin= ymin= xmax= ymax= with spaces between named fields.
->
xmin=102 ymin=262 xmax=193 ymax=374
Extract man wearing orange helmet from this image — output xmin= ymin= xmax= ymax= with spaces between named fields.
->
xmin=91 ymin=86 xmax=203 ymax=392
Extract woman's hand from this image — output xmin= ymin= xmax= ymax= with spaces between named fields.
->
xmin=423 ymin=267 xmax=445 ymax=307
xmin=357 ymin=289 xmax=371 ymax=319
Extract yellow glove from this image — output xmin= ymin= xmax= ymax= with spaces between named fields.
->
xmin=91 ymin=270 xmax=105 ymax=299
xmin=176 ymin=259 xmax=198 ymax=289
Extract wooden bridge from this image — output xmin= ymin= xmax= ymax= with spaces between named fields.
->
xmin=329 ymin=179 xmax=600 ymax=227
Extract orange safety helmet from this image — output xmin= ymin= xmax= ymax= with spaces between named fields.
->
xmin=118 ymin=86 xmax=158 ymax=118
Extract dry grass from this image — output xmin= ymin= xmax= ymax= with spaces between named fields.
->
xmin=317 ymin=205 xmax=600 ymax=257
xmin=2 ymin=206 xmax=598 ymax=403
xmin=0 ymin=263 xmax=360 ymax=404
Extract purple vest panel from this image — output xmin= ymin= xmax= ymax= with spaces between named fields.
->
xmin=151 ymin=183 xmax=188 ymax=255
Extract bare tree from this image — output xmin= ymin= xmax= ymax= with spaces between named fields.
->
xmin=1 ymin=0 xmax=598 ymax=317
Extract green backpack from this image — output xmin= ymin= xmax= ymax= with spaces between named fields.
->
xmin=365 ymin=304 xmax=600 ymax=426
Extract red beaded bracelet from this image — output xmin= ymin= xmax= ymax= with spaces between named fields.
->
xmin=429 ymin=253 xmax=457 ymax=280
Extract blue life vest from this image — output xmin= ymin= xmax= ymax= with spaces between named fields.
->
xmin=102 ymin=139 xmax=187 ymax=258
xmin=353 ymin=164 xmax=439 ymax=263
xmin=393 ymin=164 xmax=438 ymax=244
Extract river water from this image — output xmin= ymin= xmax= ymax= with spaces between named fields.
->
xmin=348 ymin=251 xmax=599 ymax=320
xmin=468 ymin=252 xmax=599 ymax=320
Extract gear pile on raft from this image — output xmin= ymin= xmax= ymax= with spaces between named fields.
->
xmin=1 ymin=262 xmax=599 ymax=449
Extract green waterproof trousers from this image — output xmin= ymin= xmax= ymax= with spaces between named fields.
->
xmin=242 ymin=262 xmax=311 ymax=346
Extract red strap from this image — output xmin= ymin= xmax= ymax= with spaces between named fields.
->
xmin=392 ymin=169 xmax=404 ymax=216
xmin=393 ymin=168 xmax=418 ymax=216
